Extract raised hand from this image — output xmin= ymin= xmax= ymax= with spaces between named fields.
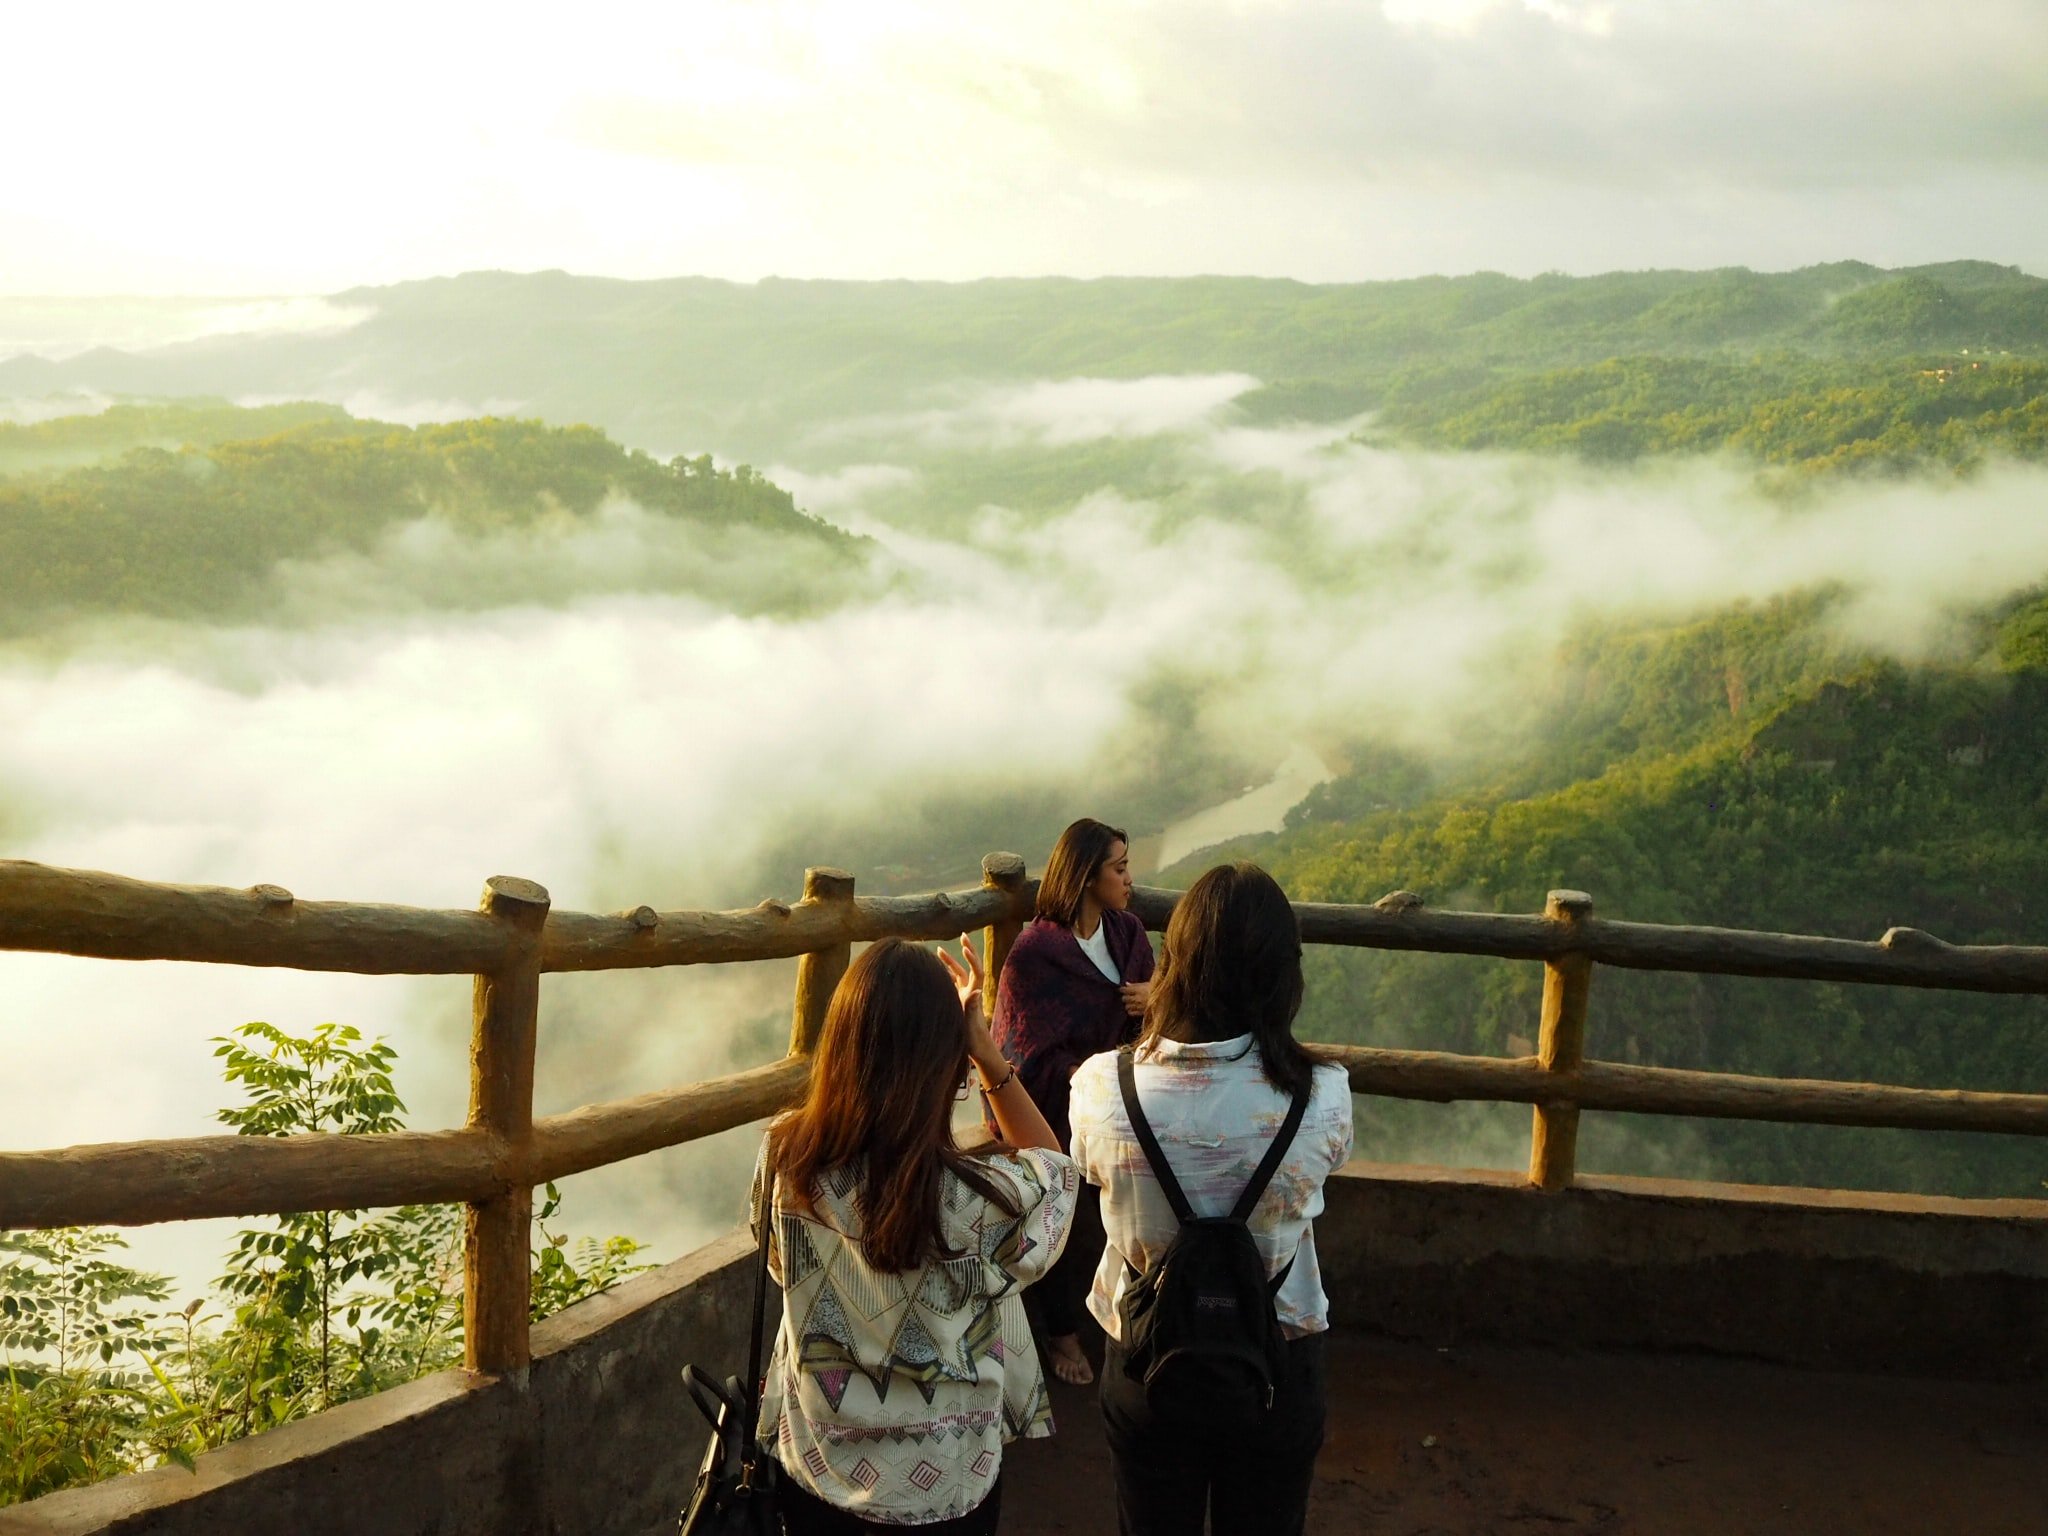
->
xmin=936 ymin=936 xmax=986 ymax=1017
xmin=937 ymin=939 xmax=1006 ymax=1075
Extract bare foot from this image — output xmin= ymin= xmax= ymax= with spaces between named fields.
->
xmin=1048 ymin=1333 xmax=1094 ymax=1386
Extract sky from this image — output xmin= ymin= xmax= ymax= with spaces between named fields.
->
xmin=3 ymin=0 xmax=2046 ymax=294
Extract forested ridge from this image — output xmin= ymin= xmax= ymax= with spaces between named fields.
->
xmin=332 ymin=261 xmax=2048 ymax=381
xmin=7 ymin=262 xmax=2044 ymax=461
xmin=1359 ymin=356 xmax=2048 ymax=472
xmin=0 ymin=410 xmax=855 ymax=630
xmin=1208 ymin=590 xmax=2048 ymax=1198
xmin=0 ymin=399 xmax=345 ymax=476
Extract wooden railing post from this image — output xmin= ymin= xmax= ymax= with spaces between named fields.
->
xmin=979 ymin=852 xmax=1027 ymax=1019
xmin=464 ymin=875 xmax=550 ymax=1376
xmin=789 ymin=868 xmax=855 ymax=1055
xmin=1529 ymin=889 xmax=1593 ymax=1192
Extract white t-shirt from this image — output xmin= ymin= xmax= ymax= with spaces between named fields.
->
xmin=1069 ymin=1035 xmax=1355 ymax=1339
xmin=1073 ymin=919 xmax=1121 ymax=981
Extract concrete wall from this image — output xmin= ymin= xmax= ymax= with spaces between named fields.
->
xmin=0 ymin=1231 xmax=761 ymax=1536
xmin=6 ymin=1165 xmax=2044 ymax=1535
xmin=1317 ymin=1161 xmax=2048 ymax=1379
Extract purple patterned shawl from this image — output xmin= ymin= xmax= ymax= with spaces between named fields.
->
xmin=991 ymin=909 xmax=1156 ymax=1147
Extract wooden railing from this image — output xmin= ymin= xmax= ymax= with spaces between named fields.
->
xmin=4 ymin=855 xmax=2046 ymax=1375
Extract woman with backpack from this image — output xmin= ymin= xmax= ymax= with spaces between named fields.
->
xmin=755 ymin=937 xmax=1081 ymax=1533
xmin=990 ymin=817 xmax=1156 ymax=1387
xmin=1068 ymin=862 xmax=1356 ymax=1536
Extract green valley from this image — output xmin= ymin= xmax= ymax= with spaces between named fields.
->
xmin=1207 ymin=591 xmax=2048 ymax=1198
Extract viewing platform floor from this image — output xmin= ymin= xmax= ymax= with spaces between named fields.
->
xmin=1003 ymin=1332 xmax=2046 ymax=1535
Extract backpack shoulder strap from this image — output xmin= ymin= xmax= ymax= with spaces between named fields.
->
xmin=1117 ymin=1048 xmax=1195 ymax=1224
xmin=1228 ymin=1075 xmax=1314 ymax=1224
xmin=741 ymin=1170 xmax=775 ymax=1450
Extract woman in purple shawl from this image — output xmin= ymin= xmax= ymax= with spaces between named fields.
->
xmin=992 ymin=817 xmax=1155 ymax=1386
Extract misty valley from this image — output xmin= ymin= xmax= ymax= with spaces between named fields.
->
xmin=4 ymin=263 xmax=2047 ymax=1308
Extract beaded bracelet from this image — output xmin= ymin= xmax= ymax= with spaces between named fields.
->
xmin=977 ymin=1059 xmax=1019 ymax=1095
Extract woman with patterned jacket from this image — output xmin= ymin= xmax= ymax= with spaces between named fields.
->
xmin=1069 ymin=862 xmax=1356 ymax=1536
xmin=990 ymin=817 xmax=1155 ymax=1387
xmin=757 ymin=936 xmax=1080 ymax=1533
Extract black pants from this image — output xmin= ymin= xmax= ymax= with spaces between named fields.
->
xmin=1029 ymin=1183 xmax=1102 ymax=1340
xmin=1098 ymin=1333 xmax=1327 ymax=1536
xmin=777 ymin=1474 xmax=1001 ymax=1535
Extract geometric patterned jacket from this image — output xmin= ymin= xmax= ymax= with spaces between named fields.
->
xmin=752 ymin=1138 xmax=1081 ymax=1524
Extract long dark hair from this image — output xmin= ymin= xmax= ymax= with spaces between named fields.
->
xmin=1035 ymin=817 xmax=1129 ymax=927
xmin=1139 ymin=861 xmax=1318 ymax=1098
xmin=769 ymin=938 xmax=1014 ymax=1271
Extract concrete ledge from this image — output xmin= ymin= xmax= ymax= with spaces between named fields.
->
xmin=1319 ymin=1161 xmax=2048 ymax=1378
xmin=9 ymin=1165 xmax=2043 ymax=1534
xmin=534 ymin=1229 xmax=763 ymax=1536
xmin=0 ymin=1369 xmax=518 ymax=1536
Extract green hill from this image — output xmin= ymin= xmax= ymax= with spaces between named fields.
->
xmin=1361 ymin=355 xmax=2048 ymax=471
xmin=0 ymin=399 xmax=349 ymax=476
xmin=7 ymin=264 xmax=2045 ymax=463
xmin=0 ymin=410 xmax=858 ymax=631
xmin=1203 ymin=592 xmax=2048 ymax=1199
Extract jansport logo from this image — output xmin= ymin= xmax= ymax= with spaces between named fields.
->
xmin=1194 ymin=1294 xmax=1239 ymax=1314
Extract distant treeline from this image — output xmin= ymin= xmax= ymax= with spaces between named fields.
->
xmin=1208 ymin=590 xmax=2048 ymax=1199
xmin=331 ymin=262 xmax=2048 ymax=382
xmin=1353 ymin=355 xmax=2048 ymax=472
xmin=0 ymin=411 xmax=853 ymax=630
xmin=6 ymin=263 xmax=2046 ymax=461
xmin=0 ymin=399 xmax=344 ymax=476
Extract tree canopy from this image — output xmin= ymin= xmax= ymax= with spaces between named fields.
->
xmin=0 ymin=410 xmax=856 ymax=630
xmin=1202 ymin=590 xmax=2048 ymax=1200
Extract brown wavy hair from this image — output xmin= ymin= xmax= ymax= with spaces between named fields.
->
xmin=1035 ymin=817 xmax=1130 ymax=927
xmin=1139 ymin=861 xmax=1319 ymax=1099
xmin=769 ymin=938 xmax=1016 ymax=1271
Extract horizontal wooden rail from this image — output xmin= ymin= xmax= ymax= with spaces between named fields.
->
xmin=11 ymin=1043 xmax=2039 ymax=1234
xmin=1136 ymin=888 xmax=2048 ymax=994
xmin=0 ymin=1059 xmax=810 ymax=1231
xmin=1326 ymin=1045 xmax=2048 ymax=1137
xmin=0 ymin=1126 xmax=502 ymax=1230
xmin=1576 ymin=917 xmax=2048 ymax=993
xmin=16 ymin=858 xmax=2048 ymax=996
xmin=539 ymin=886 xmax=1020 ymax=972
xmin=0 ymin=859 xmax=1027 ymax=976
xmin=530 ymin=1055 xmax=809 ymax=1182
xmin=0 ymin=860 xmax=510 ymax=975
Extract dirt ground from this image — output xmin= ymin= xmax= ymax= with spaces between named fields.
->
xmin=1002 ymin=1332 xmax=2048 ymax=1535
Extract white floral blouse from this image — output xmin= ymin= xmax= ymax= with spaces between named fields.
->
xmin=1068 ymin=1036 xmax=1356 ymax=1340
xmin=750 ymin=1139 xmax=1080 ymax=1525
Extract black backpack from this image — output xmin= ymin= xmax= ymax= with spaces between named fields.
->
xmin=1113 ymin=1048 xmax=1312 ymax=1429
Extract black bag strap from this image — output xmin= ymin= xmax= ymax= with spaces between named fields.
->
xmin=1116 ymin=1048 xmax=1314 ymax=1227
xmin=681 ymin=1363 xmax=736 ymax=1429
xmin=1117 ymin=1049 xmax=1195 ymax=1223
xmin=1229 ymin=1078 xmax=1312 ymax=1224
xmin=741 ymin=1171 xmax=775 ymax=1451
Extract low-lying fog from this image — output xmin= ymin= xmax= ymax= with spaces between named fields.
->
xmin=8 ymin=373 xmax=2048 ymax=1294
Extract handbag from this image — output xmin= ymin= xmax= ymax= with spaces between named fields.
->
xmin=678 ymin=1174 xmax=781 ymax=1535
